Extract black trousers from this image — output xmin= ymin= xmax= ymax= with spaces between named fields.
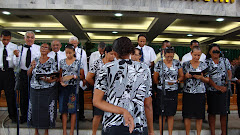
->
xmin=102 ymin=125 xmax=148 ymax=135
xmin=19 ymin=70 xmax=29 ymax=121
xmin=78 ymin=87 xmax=85 ymax=118
xmin=0 ymin=69 xmax=17 ymax=120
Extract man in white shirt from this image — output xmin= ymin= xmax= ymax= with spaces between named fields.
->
xmin=154 ymin=40 xmax=179 ymax=64
xmin=0 ymin=30 xmax=18 ymax=123
xmin=89 ymin=42 xmax=105 ymax=69
xmin=136 ymin=34 xmax=156 ymax=68
xmin=14 ymin=31 xmax=40 ymax=123
xmin=47 ymin=40 xmax=66 ymax=71
xmin=69 ymin=36 xmax=87 ymax=121
xmin=181 ymin=40 xmax=206 ymax=64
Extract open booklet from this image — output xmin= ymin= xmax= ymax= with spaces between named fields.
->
xmin=189 ymin=68 xmax=208 ymax=76
xmin=36 ymin=72 xmax=60 ymax=80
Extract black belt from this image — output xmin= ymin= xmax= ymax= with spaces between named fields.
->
xmin=0 ymin=67 xmax=13 ymax=72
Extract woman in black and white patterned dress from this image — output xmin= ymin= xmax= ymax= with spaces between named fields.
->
xmin=86 ymin=46 xmax=115 ymax=135
xmin=153 ymin=47 xmax=184 ymax=135
xmin=182 ymin=46 xmax=209 ymax=135
xmin=27 ymin=43 xmax=58 ymax=135
xmin=93 ymin=37 xmax=154 ymax=135
xmin=205 ymin=44 xmax=232 ymax=135
xmin=59 ymin=44 xmax=85 ymax=135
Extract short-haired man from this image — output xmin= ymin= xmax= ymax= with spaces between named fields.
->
xmin=13 ymin=31 xmax=40 ymax=123
xmin=89 ymin=42 xmax=106 ymax=69
xmin=181 ymin=40 xmax=206 ymax=64
xmin=0 ymin=30 xmax=18 ymax=123
xmin=136 ymin=34 xmax=156 ymax=68
xmin=154 ymin=40 xmax=179 ymax=64
xmin=68 ymin=36 xmax=88 ymax=120
xmin=48 ymin=40 xmax=66 ymax=70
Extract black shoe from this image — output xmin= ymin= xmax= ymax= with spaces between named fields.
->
xmin=203 ymin=119 xmax=208 ymax=123
xmin=11 ymin=118 xmax=17 ymax=123
xmin=60 ymin=114 xmax=62 ymax=121
xmin=20 ymin=118 xmax=27 ymax=124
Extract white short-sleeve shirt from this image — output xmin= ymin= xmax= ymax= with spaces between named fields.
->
xmin=136 ymin=45 xmax=156 ymax=67
xmin=181 ymin=52 xmax=206 ymax=64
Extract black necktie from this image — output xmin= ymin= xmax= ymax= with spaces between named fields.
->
xmin=25 ymin=45 xmax=31 ymax=68
xmin=55 ymin=52 xmax=58 ymax=69
xmin=140 ymin=48 xmax=144 ymax=62
xmin=3 ymin=46 xmax=9 ymax=70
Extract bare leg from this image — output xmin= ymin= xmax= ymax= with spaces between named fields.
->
xmin=159 ymin=116 xmax=165 ymax=135
xmin=220 ymin=115 xmax=227 ymax=135
xmin=167 ymin=116 xmax=174 ymax=135
xmin=62 ymin=113 xmax=68 ymax=135
xmin=44 ymin=129 xmax=48 ymax=135
xmin=70 ymin=113 xmax=76 ymax=135
xmin=92 ymin=115 xmax=102 ymax=135
xmin=196 ymin=119 xmax=202 ymax=135
xmin=35 ymin=128 xmax=39 ymax=135
xmin=184 ymin=118 xmax=191 ymax=135
xmin=208 ymin=114 xmax=216 ymax=135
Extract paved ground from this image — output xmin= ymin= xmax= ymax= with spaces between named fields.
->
xmin=0 ymin=108 xmax=240 ymax=135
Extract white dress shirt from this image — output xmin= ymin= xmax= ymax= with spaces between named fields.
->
xmin=74 ymin=47 xmax=88 ymax=90
xmin=136 ymin=45 xmax=156 ymax=67
xmin=181 ymin=52 xmax=206 ymax=64
xmin=48 ymin=50 xmax=66 ymax=70
xmin=13 ymin=44 xmax=41 ymax=71
xmin=89 ymin=51 xmax=101 ymax=69
xmin=0 ymin=41 xmax=18 ymax=69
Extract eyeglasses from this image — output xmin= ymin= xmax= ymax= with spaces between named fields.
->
xmin=212 ymin=50 xmax=220 ymax=54
xmin=134 ymin=54 xmax=141 ymax=56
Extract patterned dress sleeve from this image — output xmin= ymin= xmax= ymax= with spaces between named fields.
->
xmin=175 ymin=60 xmax=181 ymax=69
xmin=182 ymin=62 xmax=188 ymax=74
xmin=154 ymin=61 xmax=160 ymax=73
xmin=51 ymin=58 xmax=57 ymax=72
xmin=225 ymin=58 xmax=232 ymax=71
xmin=94 ymin=65 xmax=108 ymax=93
xmin=144 ymin=67 xmax=152 ymax=98
xmin=89 ymin=59 xmax=97 ymax=74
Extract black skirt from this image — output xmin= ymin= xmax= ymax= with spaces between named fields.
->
xmin=93 ymin=95 xmax=107 ymax=116
xmin=207 ymin=91 xmax=230 ymax=115
xmin=28 ymin=86 xmax=58 ymax=129
xmin=182 ymin=92 xmax=206 ymax=119
xmin=156 ymin=90 xmax=178 ymax=116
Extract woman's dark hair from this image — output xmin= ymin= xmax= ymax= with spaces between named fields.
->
xmin=135 ymin=48 xmax=142 ymax=56
xmin=104 ymin=46 xmax=113 ymax=53
xmin=165 ymin=47 xmax=175 ymax=54
xmin=65 ymin=43 xmax=76 ymax=57
xmin=206 ymin=43 xmax=222 ymax=59
xmin=113 ymin=37 xmax=134 ymax=59
xmin=102 ymin=46 xmax=113 ymax=58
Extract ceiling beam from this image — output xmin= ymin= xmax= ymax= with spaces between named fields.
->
xmin=146 ymin=15 xmax=177 ymax=43
xmin=53 ymin=13 xmax=89 ymax=41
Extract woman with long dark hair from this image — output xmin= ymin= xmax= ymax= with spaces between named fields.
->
xmin=86 ymin=46 xmax=115 ymax=135
xmin=205 ymin=44 xmax=232 ymax=135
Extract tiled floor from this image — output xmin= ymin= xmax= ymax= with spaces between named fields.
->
xmin=0 ymin=107 xmax=240 ymax=135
